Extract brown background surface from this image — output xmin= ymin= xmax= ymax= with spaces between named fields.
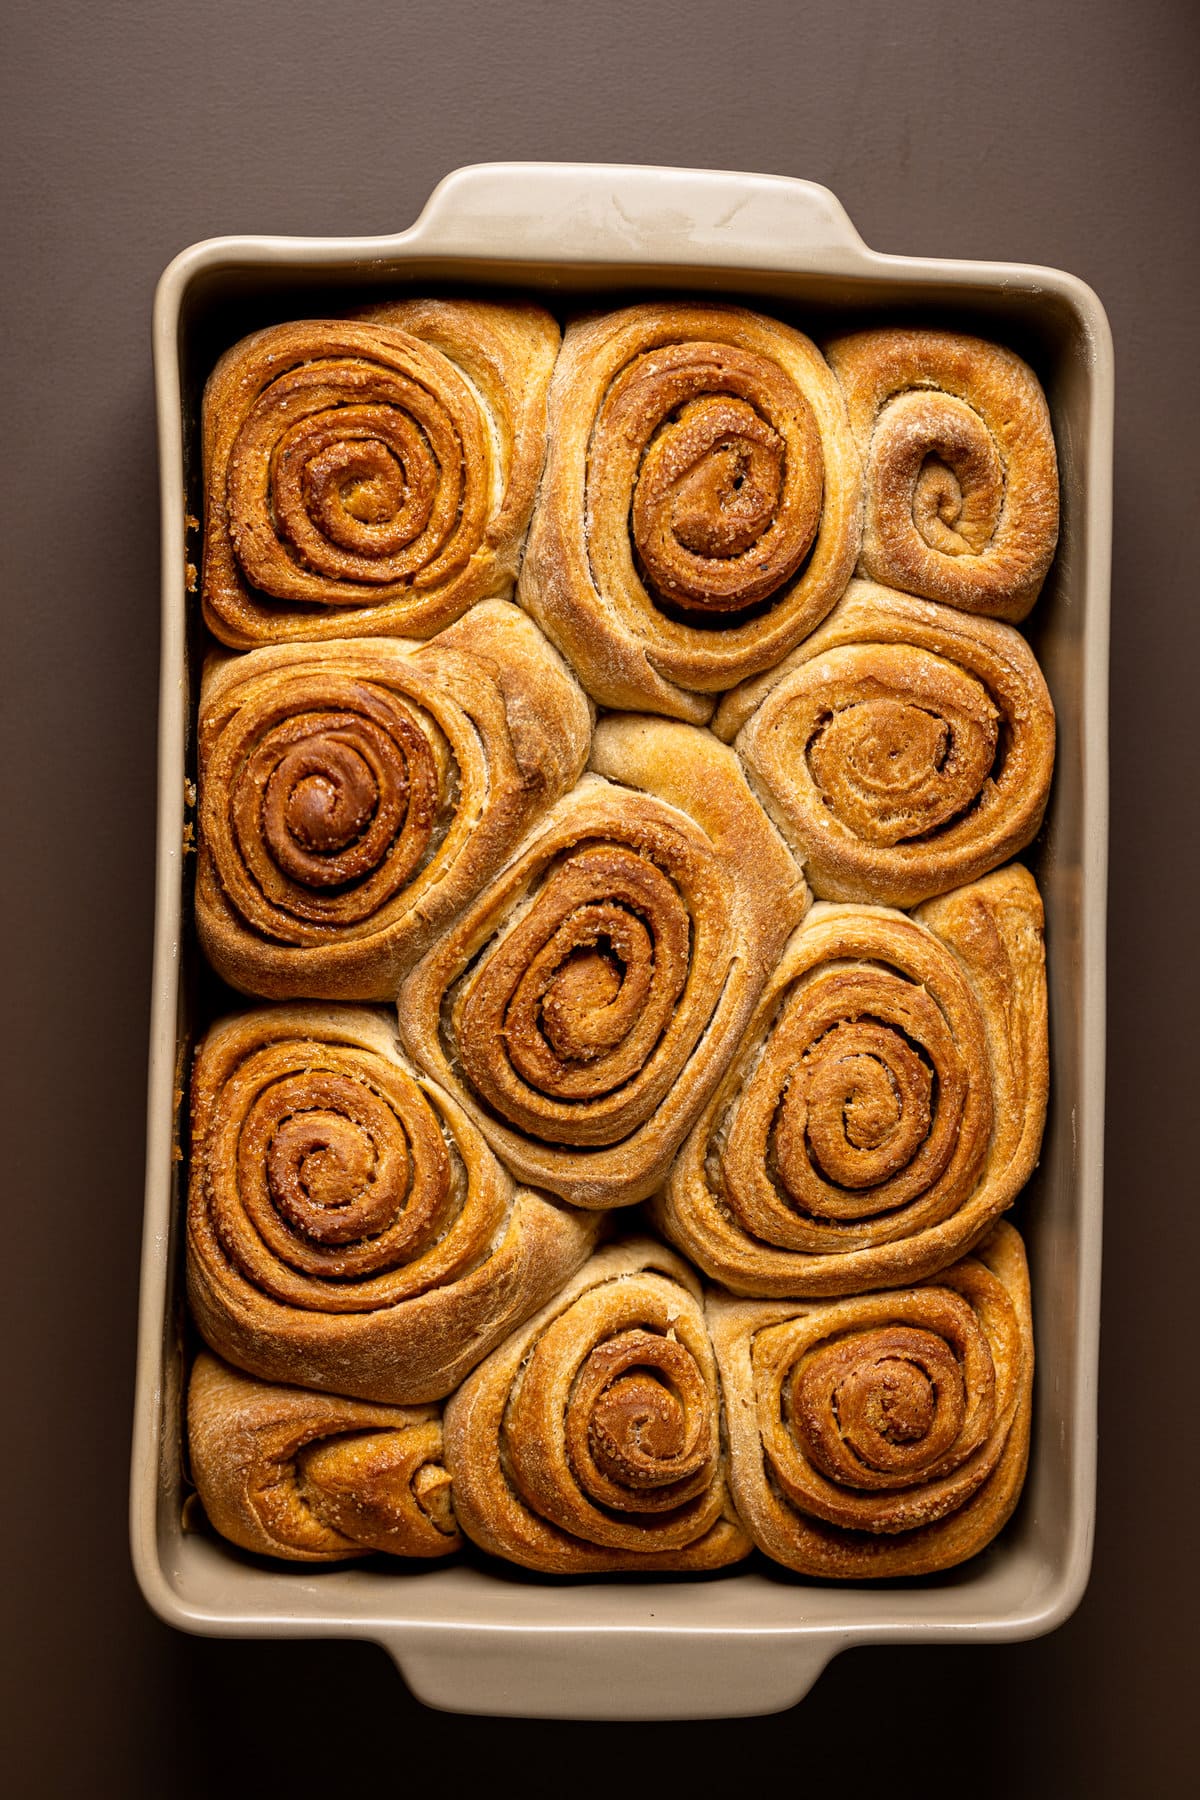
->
xmin=3 ymin=1 xmax=1198 ymax=1793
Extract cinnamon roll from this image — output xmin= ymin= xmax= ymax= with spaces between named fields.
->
xmin=443 ymin=1239 xmax=751 ymax=1573
xmin=519 ymin=303 xmax=862 ymax=721
xmin=716 ymin=580 xmax=1055 ymax=908
xmin=187 ymin=1352 xmax=461 ymax=1562
xmin=186 ymin=1006 xmax=601 ymax=1404
xmin=825 ymin=327 xmax=1058 ymax=620
xmin=202 ymin=299 xmax=559 ymax=646
xmin=652 ymin=866 xmax=1047 ymax=1296
xmin=196 ymin=601 xmax=591 ymax=999
xmin=398 ymin=716 xmax=810 ymax=1207
xmin=709 ymin=1222 xmax=1033 ymax=1576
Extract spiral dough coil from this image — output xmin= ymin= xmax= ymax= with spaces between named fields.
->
xmin=519 ymin=303 xmax=862 ymax=721
xmin=716 ymin=579 xmax=1055 ymax=908
xmin=186 ymin=1005 xmax=601 ymax=1404
xmin=187 ymin=1352 xmax=461 ymax=1562
xmin=195 ymin=601 xmax=592 ymax=1000
xmin=826 ymin=327 xmax=1059 ymax=621
xmin=201 ymin=299 xmax=559 ymax=646
xmin=397 ymin=715 xmax=810 ymax=1208
xmin=443 ymin=1239 xmax=751 ymax=1573
xmin=652 ymin=866 xmax=1047 ymax=1296
xmin=709 ymin=1222 xmax=1033 ymax=1577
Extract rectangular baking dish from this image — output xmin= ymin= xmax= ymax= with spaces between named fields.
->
xmin=132 ymin=162 xmax=1111 ymax=1721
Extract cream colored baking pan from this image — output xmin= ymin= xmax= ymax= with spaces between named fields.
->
xmin=132 ymin=162 xmax=1110 ymax=1720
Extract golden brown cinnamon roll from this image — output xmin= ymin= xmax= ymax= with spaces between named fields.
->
xmin=398 ymin=717 xmax=809 ymax=1207
xmin=201 ymin=299 xmax=559 ymax=646
xmin=186 ymin=1006 xmax=601 ymax=1404
xmin=443 ymin=1240 xmax=751 ymax=1573
xmin=709 ymin=1222 xmax=1033 ymax=1577
xmin=187 ymin=1352 xmax=461 ymax=1562
xmin=196 ymin=601 xmax=591 ymax=999
xmin=519 ymin=303 xmax=862 ymax=721
xmin=825 ymin=327 xmax=1058 ymax=620
xmin=652 ymin=866 xmax=1047 ymax=1296
xmin=716 ymin=580 xmax=1055 ymax=908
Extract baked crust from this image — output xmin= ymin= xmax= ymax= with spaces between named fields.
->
xmin=652 ymin=866 xmax=1048 ymax=1296
xmin=201 ymin=299 xmax=559 ymax=646
xmin=187 ymin=1352 xmax=461 ymax=1562
xmin=443 ymin=1239 xmax=751 ymax=1572
xmin=183 ymin=297 xmax=1059 ymax=1592
xmin=709 ymin=1222 xmax=1033 ymax=1577
xmin=195 ymin=600 xmax=591 ymax=999
xmin=519 ymin=302 xmax=862 ymax=720
xmin=186 ymin=1004 xmax=602 ymax=1404
xmin=397 ymin=716 xmax=810 ymax=1207
xmin=825 ymin=327 xmax=1058 ymax=620
xmin=716 ymin=579 xmax=1055 ymax=907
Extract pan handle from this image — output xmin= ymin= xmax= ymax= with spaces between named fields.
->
xmin=378 ymin=1623 xmax=843 ymax=1720
xmin=403 ymin=161 xmax=873 ymax=272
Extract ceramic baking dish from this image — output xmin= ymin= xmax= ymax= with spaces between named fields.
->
xmin=131 ymin=162 xmax=1111 ymax=1720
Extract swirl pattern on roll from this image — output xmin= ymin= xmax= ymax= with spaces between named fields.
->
xmin=653 ymin=866 xmax=1047 ymax=1296
xmin=398 ymin=716 xmax=810 ymax=1207
xmin=826 ymin=327 xmax=1058 ymax=620
xmin=186 ymin=1005 xmax=601 ymax=1404
xmin=709 ymin=1222 xmax=1033 ymax=1576
xmin=519 ymin=303 xmax=862 ymax=721
xmin=187 ymin=1353 xmax=461 ymax=1562
xmin=202 ymin=299 xmax=559 ymax=646
xmin=715 ymin=579 xmax=1055 ymax=907
xmin=443 ymin=1240 xmax=751 ymax=1572
xmin=196 ymin=601 xmax=592 ymax=999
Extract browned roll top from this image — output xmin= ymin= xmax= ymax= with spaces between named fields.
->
xmin=442 ymin=1240 xmax=751 ymax=1572
xmin=503 ymin=1302 xmax=720 ymax=1544
xmin=726 ymin=953 xmax=983 ymax=1238
xmin=397 ymin=716 xmax=810 ymax=1207
xmin=519 ymin=303 xmax=862 ymax=721
xmin=766 ymin=1287 xmax=1005 ymax=1533
xmin=187 ymin=1353 xmax=460 ymax=1562
xmin=201 ymin=300 xmax=560 ymax=646
xmin=602 ymin=337 xmax=825 ymax=615
xmin=186 ymin=1005 xmax=601 ymax=1403
xmin=825 ymin=327 xmax=1059 ymax=621
xmin=227 ymin=333 xmax=485 ymax=596
xmin=211 ymin=1045 xmax=457 ymax=1304
xmin=716 ymin=581 xmax=1055 ymax=909
xmin=455 ymin=839 xmax=695 ymax=1146
xmin=568 ymin=1329 xmax=714 ymax=1504
xmin=653 ymin=866 xmax=1048 ymax=1296
xmin=710 ymin=1222 xmax=1033 ymax=1576
xmin=196 ymin=603 xmax=592 ymax=1000
xmin=207 ymin=671 xmax=443 ymax=939
xmin=194 ymin=1015 xmax=497 ymax=1317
